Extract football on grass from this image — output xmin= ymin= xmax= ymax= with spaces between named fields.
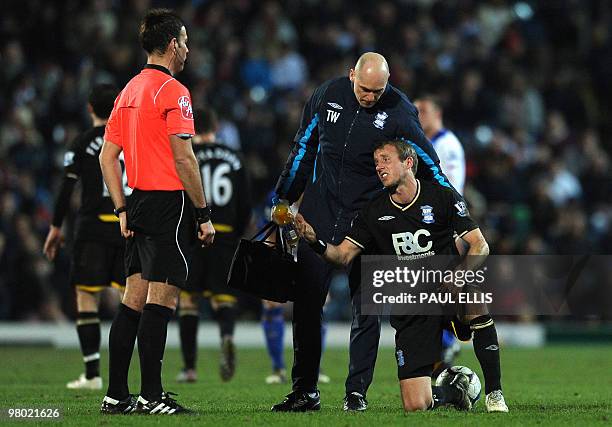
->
xmin=436 ymin=365 xmax=482 ymax=406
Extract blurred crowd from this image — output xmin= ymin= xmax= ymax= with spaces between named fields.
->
xmin=0 ymin=0 xmax=610 ymax=321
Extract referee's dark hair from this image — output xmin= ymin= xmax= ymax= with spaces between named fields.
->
xmin=374 ymin=140 xmax=419 ymax=174
xmin=194 ymin=107 xmax=219 ymax=135
xmin=88 ymin=83 xmax=119 ymax=119
xmin=139 ymin=8 xmax=184 ymax=55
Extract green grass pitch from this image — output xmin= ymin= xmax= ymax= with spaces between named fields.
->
xmin=1 ymin=344 xmax=611 ymax=425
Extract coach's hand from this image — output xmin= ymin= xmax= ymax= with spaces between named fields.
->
xmin=198 ymin=220 xmax=215 ymax=247
xmin=295 ymin=214 xmax=316 ymax=244
xmin=43 ymin=225 xmax=64 ymax=261
xmin=118 ymin=212 xmax=134 ymax=239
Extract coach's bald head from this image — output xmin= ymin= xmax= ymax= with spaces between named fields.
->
xmin=350 ymin=52 xmax=390 ymax=108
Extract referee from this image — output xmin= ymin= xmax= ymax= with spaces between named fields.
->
xmin=99 ymin=9 xmax=214 ymax=415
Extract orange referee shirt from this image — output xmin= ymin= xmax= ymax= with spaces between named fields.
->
xmin=104 ymin=64 xmax=195 ymax=191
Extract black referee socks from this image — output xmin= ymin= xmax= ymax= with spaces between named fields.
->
xmin=107 ymin=303 xmax=141 ymax=400
xmin=138 ymin=303 xmax=173 ymax=402
xmin=470 ymin=315 xmax=502 ymax=394
xmin=76 ymin=311 xmax=101 ymax=379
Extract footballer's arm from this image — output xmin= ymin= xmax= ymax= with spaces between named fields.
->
xmin=458 ymin=228 xmax=489 ymax=270
xmin=295 ymin=213 xmax=362 ymax=267
xmin=453 ymin=228 xmax=491 ymax=320
xmin=100 ymin=141 xmax=132 ymax=238
xmin=322 ymin=239 xmax=362 ymax=267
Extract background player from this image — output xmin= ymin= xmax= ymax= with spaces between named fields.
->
xmin=43 ymin=83 xmax=125 ymax=390
xmin=415 ymin=95 xmax=465 ymax=195
xmin=415 ymin=95 xmax=466 ymax=376
xmin=294 ymin=140 xmax=488 ymax=412
xmin=176 ymin=108 xmax=251 ymax=383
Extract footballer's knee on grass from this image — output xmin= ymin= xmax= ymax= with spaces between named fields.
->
xmin=400 ymin=376 xmax=433 ymax=412
xmin=146 ymin=281 xmax=180 ymax=310
xmin=121 ymin=273 xmax=148 ymax=312
xmin=76 ymin=289 xmax=100 ymax=312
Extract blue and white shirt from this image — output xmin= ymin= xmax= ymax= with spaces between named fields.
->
xmin=431 ymin=129 xmax=465 ymax=195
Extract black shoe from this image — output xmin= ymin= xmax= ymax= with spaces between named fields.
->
xmin=220 ymin=337 xmax=236 ymax=382
xmin=271 ymin=390 xmax=321 ymax=412
xmin=100 ymin=394 xmax=137 ymax=414
xmin=135 ymin=392 xmax=191 ymax=415
xmin=343 ymin=392 xmax=367 ymax=411
xmin=448 ymin=374 xmax=472 ymax=411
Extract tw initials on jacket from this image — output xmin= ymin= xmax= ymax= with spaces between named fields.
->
xmin=326 ymin=109 xmax=340 ymax=123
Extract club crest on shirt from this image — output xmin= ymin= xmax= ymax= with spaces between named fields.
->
xmin=373 ymin=111 xmax=388 ymax=129
xmin=178 ymin=95 xmax=193 ymax=120
xmin=420 ymin=205 xmax=435 ymax=224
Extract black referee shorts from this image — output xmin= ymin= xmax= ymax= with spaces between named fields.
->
xmin=125 ymin=189 xmax=196 ymax=288
xmin=391 ymin=315 xmax=443 ymax=380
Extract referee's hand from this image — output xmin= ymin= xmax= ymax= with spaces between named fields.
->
xmin=119 ymin=212 xmax=134 ymax=239
xmin=198 ymin=220 xmax=215 ymax=247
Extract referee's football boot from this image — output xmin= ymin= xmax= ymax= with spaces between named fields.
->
xmin=485 ymin=390 xmax=509 ymax=413
xmin=100 ymin=394 xmax=137 ymax=414
xmin=343 ymin=392 xmax=367 ymax=411
xmin=135 ymin=392 xmax=191 ymax=415
xmin=271 ymin=390 xmax=321 ymax=412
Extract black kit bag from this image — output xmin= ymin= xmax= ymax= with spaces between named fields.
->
xmin=227 ymin=221 xmax=297 ymax=303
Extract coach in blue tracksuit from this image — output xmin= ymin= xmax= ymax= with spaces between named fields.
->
xmin=270 ymin=52 xmax=453 ymax=412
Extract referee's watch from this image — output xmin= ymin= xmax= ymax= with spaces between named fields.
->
xmin=113 ymin=206 xmax=126 ymax=217
xmin=195 ymin=206 xmax=212 ymax=224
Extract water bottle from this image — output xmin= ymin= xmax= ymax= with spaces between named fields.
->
xmin=282 ymin=223 xmax=299 ymax=261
